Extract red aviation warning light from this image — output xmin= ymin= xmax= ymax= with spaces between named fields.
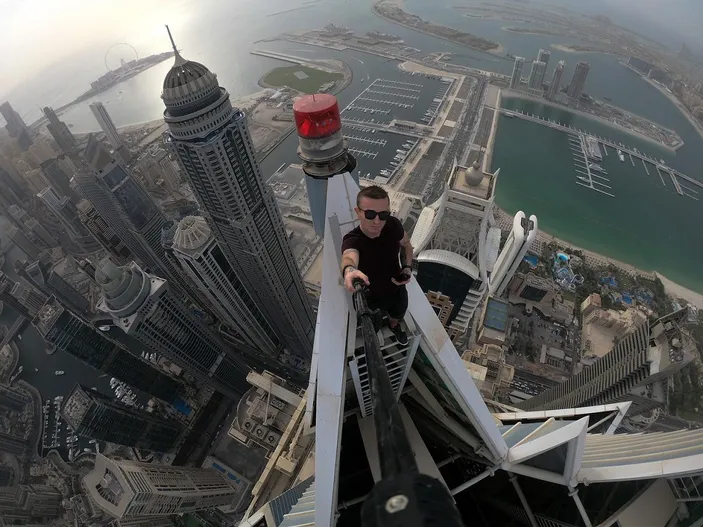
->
xmin=293 ymin=94 xmax=342 ymax=139
xmin=292 ymin=93 xmax=357 ymax=238
xmin=292 ymin=93 xmax=355 ymax=179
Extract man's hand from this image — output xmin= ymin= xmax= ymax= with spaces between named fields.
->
xmin=344 ymin=268 xmax=370 ymax=292
xmin=391 ymin=267 xmax=412 ymax=286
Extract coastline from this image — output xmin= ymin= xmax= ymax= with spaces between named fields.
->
xmin=656 ymin=273 xmax=703 ymax=309
xmin=551 ymin=44 xmax=616 ymax=57
xmin=496 ymin=206 xmax=703 ymax=302
xmin=501 ymin=90 xmax=678 ymax=152
xmin=618 ymin=60 xmax=703 ymax=144
xmin=372 ymin=0 xmax=505 ymax=57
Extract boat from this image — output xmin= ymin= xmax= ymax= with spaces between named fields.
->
xmin=17 ymin=334 xmax=21 ymax=340
xmin=34 ymin=368 xmax=38 ymax=372
xmin=589 ymin=163 xmax=606 ymax=173
xmin=54 ymin=371 xmax=64 ymax=376
xmin=577 ymin=176 xmax=590 ymax=182
xmin=505 ymin=111 xmax=515 ymax=118
xmin=585 ymin=137 xmax=603 ymax=162
xmin=617 ymin=149 xmax=625 ymax=162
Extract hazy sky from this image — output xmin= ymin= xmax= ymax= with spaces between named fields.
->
xmin=0 ymin=0 xmax=701 ymax=99
xmin=0 ymin=0 xmax=192 ymax=97
xmin=596 ymin=0 xmax=703 ymax=49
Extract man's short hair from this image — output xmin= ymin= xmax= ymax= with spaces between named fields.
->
xmin=357 ymin=185 xmax=389 ymax=207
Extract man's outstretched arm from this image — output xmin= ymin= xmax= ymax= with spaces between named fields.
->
xmin=341 ymin=248 xmax=369 ymax=292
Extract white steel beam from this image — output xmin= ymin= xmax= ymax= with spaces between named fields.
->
xmin=509 ymin=473 xmax=538 ymax=527
xmin=569 ymin=487 xmax=593 ymax=527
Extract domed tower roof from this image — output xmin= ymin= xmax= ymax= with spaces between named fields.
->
xmin=161 ymin=26 xmax=221 ymax=117
xmin=173 ymin=216 xmax=212 ymax=252
xmin=465 ymin=160 xmax=483 ymax=187
xmin=163 ymin=60 xmax=214 ymax=90
xmin=95 ymin=257 xmax=150 ymax=318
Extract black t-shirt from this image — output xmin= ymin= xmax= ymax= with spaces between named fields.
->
xmin=341 ymin=216 xmax=404 ymax=298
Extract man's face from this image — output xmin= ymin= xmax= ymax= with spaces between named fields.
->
xmin=356 ymin=196 xmax=390 ymax=238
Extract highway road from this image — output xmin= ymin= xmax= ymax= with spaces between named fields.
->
xmin=424 ymin=76 xmax=487 ymax=204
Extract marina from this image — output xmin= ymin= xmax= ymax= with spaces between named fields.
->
xmin=500 ymin=108 xmax=702 ymax=202
xmin=569 ymin=134 xmax=615 ymax=198
xmin=642 ymin=159 xmax=650 ymax=175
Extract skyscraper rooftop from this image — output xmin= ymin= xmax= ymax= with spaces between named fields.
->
xmin=172 ymin=215 xmax=211 ymax=253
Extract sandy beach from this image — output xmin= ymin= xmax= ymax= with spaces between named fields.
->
xmin=551 ymin=43 xmax=615 ymax=57
xmin=656 ymin=273 xmax=703 ymax=309
xmin=544 ymin=230 xmax=703 ymax=308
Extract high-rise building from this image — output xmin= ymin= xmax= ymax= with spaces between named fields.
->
xmin=40 ymin=158 xmax=80 ymax=203
xmin=85 ymin=454 xmax=237 ymax=518
xmin=0 ymin=281 xmax=32 ymax=318
xmin=25 ymin=218 xmax=59 ymax=248
xmin=95 ymin=258 xmax=251 ymax=397
xmin=547 ymin=60 xmax=566 ymax=101
xmin=134 ymin=150 xmax=182 ymax=192
xmin=518 ymin=308 xmax=694 ymax=414
xmin=80 ymin=137 xmax=195 ymax=298
xmin=6 ymin=203 xmax=28 ymax=227
xmin=89 ymin=102 xmax=124 ymax=150
xmin=0 ymin=431 xmax=27 ymax=455
xmin=76 ymin=199 xmax=132 ymax=264
xmin=77 ymin=258 xmax=98 ymax=282
xmin=6 ymin=224 xmax=40 ymax=259
xmin=29 ymin=135 xmax=57 ymax=163
xmin=509 ymin=56 xmax=525 ymax=89
xmin=0 ymin=485 xmax=63 ymax=524
xmin=488 ymin=212 xmax=538 ymax=297
xmin=161 ymin=33 xmax=314 ymax=360
xmin=170 ymin=216 xmax=280 ymax=356
xmin=43 ymin=106 xmax=77 ymax=155
xmin=37 ymin=187 xmax=100 ymax=252
xmin=23 ymin=168 xmax=51 ymax=194
xmin=11 ymin=281 xmax=48 ymax=316
xmin=537 ymin=48 xmax=551 ymax=66
xmin=33 ymin=298 xmax=182 ymax=402
xmin=62 ymin=385 xmax=184 ymax=451
xmin=0 ymin=385 xmax=30 ymax=413
xmin=567 ymin=60 xmax=591 ymax=99
xmin=0 ymin=165 xmax=28 ymax=205
xmin=528 ymin=60 xmax=547 ymax=90
xmin=411 ymin=161 xmax=507 ymax=341
xmin=20 ymin=259 xmax=91 ymax=316
xmin=0 ymin=102 xmax=32 ymax=151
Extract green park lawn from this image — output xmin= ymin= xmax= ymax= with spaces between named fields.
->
xmin=262 ymin=65 xmax=342 ymax=93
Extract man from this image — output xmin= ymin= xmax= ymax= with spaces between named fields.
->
xmin=341 ymin=185 xmax=413 ymax=345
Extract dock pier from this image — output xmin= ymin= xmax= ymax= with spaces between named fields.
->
xmin=655 ymin=166 xmax=668 ymax=187
xmin=571 ymin=134 xmax=615 ymax=197
xmin=667 ymin=170 xmax=684 ymax=196
xmin=641 ymin=159 xmax=650 ymax=176
xmin=499 ymin=108 xmax=703 ymax=201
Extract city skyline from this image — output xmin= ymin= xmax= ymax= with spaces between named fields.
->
xmin=0 ymin=4 xmax=703 ymax=526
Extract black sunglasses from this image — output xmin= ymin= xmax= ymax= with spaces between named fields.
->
xmin=360 ymin=208 xmax=391 ymax=221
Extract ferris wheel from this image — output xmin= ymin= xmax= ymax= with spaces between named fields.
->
xmin=104 ymin=43 xmax=139 ymax=74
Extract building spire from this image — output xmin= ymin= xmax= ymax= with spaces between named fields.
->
xmin=165 ymin=25 xmax=186 ymax=66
